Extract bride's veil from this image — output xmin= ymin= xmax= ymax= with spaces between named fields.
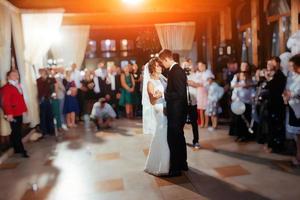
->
xmin=142 ymin=62 xmax=156 ymax=135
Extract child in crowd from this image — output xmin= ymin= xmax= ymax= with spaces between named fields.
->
xmin=205 ymin=73 xmax=224 ymax=131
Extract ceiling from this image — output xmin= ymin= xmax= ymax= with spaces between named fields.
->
xmin=9 ymin=0 xmax=234 ymax=26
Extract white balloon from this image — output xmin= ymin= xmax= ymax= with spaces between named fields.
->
xmin=287 ymin=31 xmax=300 ymax=55
xmin=280 ymin=52 xmax=292 ymax=76
xmin=231 ymin=100 xmax=246 ymax=115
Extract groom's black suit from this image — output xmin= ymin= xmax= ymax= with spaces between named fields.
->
xmin=165 ymin=63 xmax=188 ymax=173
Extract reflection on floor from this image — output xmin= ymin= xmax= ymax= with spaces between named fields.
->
xmin=0 ymin=119 xmax=300 ymax=200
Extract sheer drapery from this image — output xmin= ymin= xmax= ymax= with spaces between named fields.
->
xmin=18 ymin=11 xmax=63 ymax=127
xmin=155 ymin=22 xmax=196 ymax=53
xmin=0 ymin=0 xmax=14 ymax=136
xmin=51 ymin=25 xmax=90 ymax=68
xmin=22 ymin=11 xmax=64 ymax=76
xmin=11 ymin=11 xmax=40 ymax=127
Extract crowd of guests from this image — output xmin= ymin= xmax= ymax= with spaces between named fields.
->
xmin=0 ymin=61 xmax=143 ymax=157
xmin=36 ymin=61 xmax=143 ymax=134
xmin=223 ymin=55 xmax=300 ymax=166
xmin=180 ymin=54 xmax=300 ymax=166
xmin=1 ymin=53 xmax=300 ymax=166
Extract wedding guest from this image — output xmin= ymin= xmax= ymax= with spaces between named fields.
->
xmin=205 ymin=73 xmax=224 ymax=131
xmin=63 ymin=69 xmax=79 ymax=128
xmin=94 ymin=60 xmax=108 ymax=98
xmin=132 ymin=63 xmax=142 ymax=116
xmin=187 ymin=66 xmax=200 ymax=148
xmin=283 ymin=54 xmax=300 ymax=166
xmin=196 ymin=62 xmax=210 ymax=127
xmin=54 ymin=67 xmax=68 ymax=130
xmin=90 ymin=98 xmax=116 ymax=130
xmin=119 ymin=64 xmax=136 ymax=119
xmin=49 ymin=68 xmax=62 ymax=132
xmin=222 ymin=59 xmax=238 ymax=120
xmin=230 ymin=62 xmax=255 ymax=142
xmin=80 ymin=69 xmax=96 ymax=115
xmin=115 ymin=66 xmax=123 ymax=117
xmin=36 ymin=68 xmax=55 ymax=136
xmin=265 ymin=56 xmax=287 ymax=153
xmin=1 ymin=70 xmax=29 ymax=157
xmin=106 ymin=65 xmax=120 ymax=115
xmin=254 ymin=62 xmax=273 ymax=145
xmin=70 ymin=63 xmax=83 ymax=120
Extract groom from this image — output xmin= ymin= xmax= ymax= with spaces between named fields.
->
xmin=158 ymin=49 xmax=188 ymax=177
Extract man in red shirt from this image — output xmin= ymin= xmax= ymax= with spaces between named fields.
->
xmin=1 ymin=70 xmax=29 ymax=158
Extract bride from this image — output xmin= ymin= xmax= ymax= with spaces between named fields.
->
xmin=144 ymin=58 xmax=170 ymax=176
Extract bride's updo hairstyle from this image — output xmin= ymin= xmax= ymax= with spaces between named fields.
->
xmin=148 ymin=57 xmax=160 ymax=75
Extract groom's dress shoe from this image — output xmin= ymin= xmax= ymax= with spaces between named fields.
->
xmin=182 ymin=162 xmax=189 ymax=171
xmin=182 ymin=165 xmax=189 ymax=171
xmin=168 ymin=171 xmax=182 ymax=177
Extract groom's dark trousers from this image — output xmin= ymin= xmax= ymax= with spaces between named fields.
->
xmin=165 ymin=64 xmax=188 ymax=172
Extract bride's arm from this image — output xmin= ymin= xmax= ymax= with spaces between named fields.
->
xmin=147 ymin=81 xmax=162 ymax=105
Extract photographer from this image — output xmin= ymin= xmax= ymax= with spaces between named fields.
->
xmin=184 ymin=61 xmax=200 ymax=149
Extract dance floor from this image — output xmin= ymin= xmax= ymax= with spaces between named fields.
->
xmin=0 ymin=119 xmax=300 ymax=200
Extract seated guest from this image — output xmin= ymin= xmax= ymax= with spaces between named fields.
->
xmin=283 ymin=54 xmax=300 ymax=166
xmin=90 ymin=98 xmax=116 ymax=130
xmin=1 ymin=70 xmax=29 ymax=157
xmin=37 ymin=68 xmax=56 ymax=136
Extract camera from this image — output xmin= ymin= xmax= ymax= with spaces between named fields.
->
xmin=182 ymin=61 xmax=192 ymax=76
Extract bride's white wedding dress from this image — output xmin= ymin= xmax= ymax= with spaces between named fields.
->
xmin=144 ymin=78 xmax=170 ymax=176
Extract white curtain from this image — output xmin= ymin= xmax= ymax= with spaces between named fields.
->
xmin=17 ymin=11 xmax=63 ymax=127
xmin=51 ymin=25 xmax=90 ymax=68
xmin=22 ymin=11 xmax=64 ymax=76
xmin=155 ymin=22 xmax=196 ymax=53
xmin=0 ymin=0 xmax=14 ymax=136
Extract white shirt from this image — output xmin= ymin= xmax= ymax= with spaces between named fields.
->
xmin=91 ymin=102 xmax=116 ymax=119
xmin=107 ymin=73 xmax=116 ymax=91
xmin=187 ymin=73 xmax=198 ymax=106
xmin=71 ymin=69 xmax=82 ymax=88
xmin=94 ymin=68 xmax=108 ymax=93
xmin=95 ymin=68 xmax=107 ymax=80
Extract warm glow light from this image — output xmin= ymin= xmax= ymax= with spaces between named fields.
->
xmin=105 ymin=39 xmax=111 ymax=47
xmin=122 ymin=0 xmax=142 ymax=5
xmin=121 ymin=39 xmax=128 ymax=46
